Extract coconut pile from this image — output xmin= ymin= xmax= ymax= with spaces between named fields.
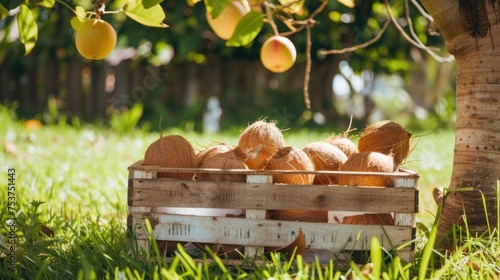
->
xmin=141 ymin=119 xmax=412 ymax=253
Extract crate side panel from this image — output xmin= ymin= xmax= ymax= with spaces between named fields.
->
xmin=129 ymin=179 xmax=417 ymax=213
xmin=131 ymin=213 xmax=413 ymax=251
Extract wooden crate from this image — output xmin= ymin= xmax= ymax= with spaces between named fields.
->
xmin=127 ymin=160 xmax=419 ymax=262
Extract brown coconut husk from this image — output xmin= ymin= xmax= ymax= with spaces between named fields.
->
xmin=338 ymin=151 xmax=395 ymax=187
xmin=269 ymin=209 xmax=328 ymax=223
xmin=266 ymin=146 xmax=328 ymax=223
xmin=341 ymin=213 xmax=394 ymax=225
xmin=324 ymin=136 xmax=358 ymax=158
xmin=237 ymin=119 xmax=285 ymax=170
xmin=197 ymin=149 xmax=248 ymax=182
xmin=303 ymin=141 xmax=348 ymax=185
xmin=358 ymin=120 xmax=412 ymax=167
xmin=143 ymin=135 xmax=196 ymax=180
xmin=324 ymin=118 xmax=358 ymax=158
xmin=196 ymin=143 xmax=235 ymax=168
xmin=264 ymin=146 xmax=315 ymax=185
xmin=265 ymin=228 xmax=306 ymax=257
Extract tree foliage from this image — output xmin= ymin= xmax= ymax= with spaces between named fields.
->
xmin=0 ymin=0 xmax=452 ymax=128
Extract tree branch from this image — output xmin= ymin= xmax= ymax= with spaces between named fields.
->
xmin=277 ymin=0 xmax=328 ymax=36
xmin=410 ymin=0 xmax=433 ymax=22
xmin=319 ymin=19 xmax=391 ymax=55
xmin=303 ymin=23 xmax=312 ymax=109
xmin=264 ymin=2 xmax=280 ymax=36
xmin=385 ymin=0 xmax=454 ymax=63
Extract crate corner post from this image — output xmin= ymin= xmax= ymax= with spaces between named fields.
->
xmin=244 ymin=174 xmax=273 ymax=257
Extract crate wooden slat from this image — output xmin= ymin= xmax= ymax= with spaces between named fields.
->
xmin=127 ymin=160 xmax=419 ymax=262
xmin=129 ymin=179 xmax=417 ymax=212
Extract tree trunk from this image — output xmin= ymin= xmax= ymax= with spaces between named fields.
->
xmin=420 ymin=0 xmax=500 ymax=246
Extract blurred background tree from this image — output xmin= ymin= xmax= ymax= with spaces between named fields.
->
xmin=0 ymin=0 xmax=455 ymax=132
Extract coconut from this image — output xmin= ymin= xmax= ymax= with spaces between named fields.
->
xmin=237 ymin=119 xmax=285 ymax=170
xmin=357 ymin=120 xmax=412 ymax=167
xmin=338 ymin=151 xmax=395 ymax=187
xmin=265 ymin=146 xmax=328 ymax=223
xmin=341 ymin=213 xmax=394 ymax=225
xmin=303 ymin=141 xmax=348 ymax=185
xmin=196 ymin=143 xmax=235 ymax=168
xmin=324 ymin=135 xmax=358 ymax=158
xmin=143 ymin=135 xmax=196 ymax=180
xmin=197 ymin=149 xmax=248 ymax=182
xmin=269 ymin=209 xmax=328 ymax=223
xmin=264 ymin=146 xmax=315 ymax=185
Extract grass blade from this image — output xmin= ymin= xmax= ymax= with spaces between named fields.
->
xmin=370 ymin=236 xmax=382 ymax=279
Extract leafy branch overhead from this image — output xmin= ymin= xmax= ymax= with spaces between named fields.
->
xmin=0 ymin=0 xmax=453 ymax=108
xmin=0 ymin=0 xmax=167 ymax=55
xmin=121 ymin=0 xmax=168 ymax=28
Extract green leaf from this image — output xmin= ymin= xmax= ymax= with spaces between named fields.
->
xmin=38 ymin=0 xmax=54 ymax=8
xmin=226 ymin=11 xmax=263 ymax=47
xmin=140 ymin=0 xmax=163 ymax=9
xmin=370 ymin=236 xmax=382 ymax=279
xmin=204 ymin=0 xmax=230 ymax=19
xmin=124 ymin=0 xmax=168 ymax=28
xmin=278 ymin=0 xmax=304 ymax=14
xmin=0 ymin=4 xmax=8 ymax=20
xmin=0 ymin=0 xmax=22 ymax=10
xmin=70 ymin=6 xmax=87 ymax=31
xmin=187 ymin=0 xmax=201 ymax=6
xmin=17 ymin=4 xmax=38 ymax=55
xmin=110 ymin=0 xmax=129 ymax=10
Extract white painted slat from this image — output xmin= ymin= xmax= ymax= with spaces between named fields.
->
xmin=130 ymin=213 xmax=413 ymax=251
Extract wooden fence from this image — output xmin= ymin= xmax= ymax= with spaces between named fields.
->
xmin=0 ymin=53 xmax=345 ymax=121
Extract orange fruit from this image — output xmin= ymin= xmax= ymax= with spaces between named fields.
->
xmin=75 ymin=19 xmax=116 ymax=60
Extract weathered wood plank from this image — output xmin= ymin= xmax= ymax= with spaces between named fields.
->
xmin=245 ymin=174 xmax=272 ymax=256
xmin=130 ymin=213 xmax=413 ymax=251
xmin=129 ymin=179 xmax=417 ymax=213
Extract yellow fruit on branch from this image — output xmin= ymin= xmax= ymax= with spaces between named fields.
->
xmin=260 ymin=35 xmax=297 ymax=73
xmin=206 ymin=0 xmax=250 ymax=40
xmin=75 ymin=19 xmax=117 ymax=60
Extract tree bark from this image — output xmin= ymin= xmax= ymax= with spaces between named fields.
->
xmin=420 ymin=0 xmax=500 ymax=246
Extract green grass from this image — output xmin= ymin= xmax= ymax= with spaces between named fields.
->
xmin=1 ymin=105 xmax=498 ymax=279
